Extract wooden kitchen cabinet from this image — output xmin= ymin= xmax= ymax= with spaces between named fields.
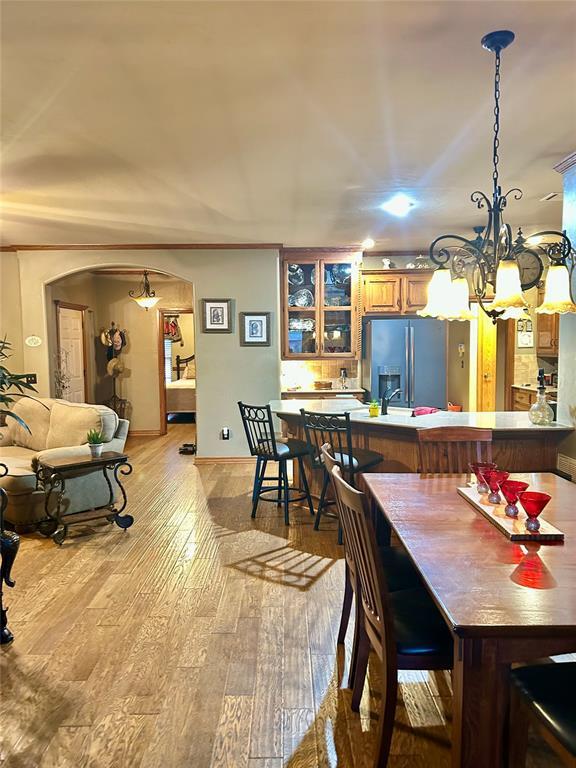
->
xmin=362 ymin=270 xmax=432 ymax=315
xmin=281 ymin=251 xmax=360 ymax=360
xmin=536 ymin=288 xmax=559 ymax=357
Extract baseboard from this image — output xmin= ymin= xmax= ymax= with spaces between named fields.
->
xmin=557 ymin=453 xmax=576 ymax=481
xmin=194 ymin=456 xmax=256 ymax=465
xmin=128 ymin=429 xmax=163 ymax=437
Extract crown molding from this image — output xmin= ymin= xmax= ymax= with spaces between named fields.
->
xmin=1 ymin=242 xmax=283 ymax=252
xmin=554 ymin=151 xmax=576 ymax=175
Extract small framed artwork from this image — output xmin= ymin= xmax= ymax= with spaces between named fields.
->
xmin=201 ymin=299 xmax=232 ymax=333
xmin=240 ymin=312 xmax=271 ymax=347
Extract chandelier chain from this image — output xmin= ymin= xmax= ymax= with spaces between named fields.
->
xmin=492 ymin=49 xmax=501 ymax=196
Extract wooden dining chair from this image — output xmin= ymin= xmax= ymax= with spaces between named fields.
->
xmin=417 ymin=426 xmax=493 ymax=473
xmin=508 ymin=662 xmax=576 ymax=768
xmin=320 ymin=444 xmax=421 ymax=690
xmin=330 ymin=465 xmax=453 ymax=768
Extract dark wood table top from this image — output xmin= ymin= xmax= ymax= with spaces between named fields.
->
xmin=362 ymin=472 xmax=576 ymax=640
xmin=39 ymin=451 xmax=128 ymax=472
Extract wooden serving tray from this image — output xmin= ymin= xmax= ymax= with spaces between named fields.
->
xmin=457 ymin=485 xmax=565 ymax=543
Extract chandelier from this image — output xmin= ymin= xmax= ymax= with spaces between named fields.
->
xmin=419 ymin=30 xmax=575 ymax=322
xmin=129 ymin=271 xmax=161 ymax=310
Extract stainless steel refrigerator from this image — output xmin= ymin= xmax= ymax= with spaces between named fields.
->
xmin=362 ymin=318 xmax=447 ymax=409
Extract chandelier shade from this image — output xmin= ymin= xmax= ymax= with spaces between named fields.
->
xmin=418 ymin=270 xmax=474 ymax=321
xmin=129 ymin=271 xmax=161 ymax=311
xmin=423 ymin=30 xmax=574 ymax=322
xmin=536 ymin=264 xmax=576 ymax=314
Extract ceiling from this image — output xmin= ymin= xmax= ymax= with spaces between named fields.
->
xmin=1 ymin=1 xmax=575 ymax=249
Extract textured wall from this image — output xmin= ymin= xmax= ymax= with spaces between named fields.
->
xmin=16 ymin=248 xmax=281 ymax=457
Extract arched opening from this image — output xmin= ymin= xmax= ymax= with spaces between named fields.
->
xmin=44 ymin=265 xmax=196 ymax=443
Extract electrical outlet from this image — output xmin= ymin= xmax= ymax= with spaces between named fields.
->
xmin=221 ymin=427 xmax=230 ymax=440
xmin=25 ymin=373 xmax=37 ymax=385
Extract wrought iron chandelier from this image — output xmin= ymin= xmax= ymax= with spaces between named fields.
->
xmin=419 ymin=30 xmax=575 ymax=322
xmin=129 ymin=270 xmax=161 ymax=310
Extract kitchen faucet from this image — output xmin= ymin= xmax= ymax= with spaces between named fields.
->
xmin=381 ymin=387 xmax=402 ymax=415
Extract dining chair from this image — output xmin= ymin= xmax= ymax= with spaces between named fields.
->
xmin=301 ymin=409 xmax=382 ymax=538
xmin=320 ymin=444 xmax=421 ymax=686
xmin=238 ymin=402 xmax=315 ymax=525
xmin=417 ymin=426 xmax=493 ymax=473
xmin=330 ymin=464 xmax=453 ymax=768
xmin=508 ymin=662 xmax=576 ymax=768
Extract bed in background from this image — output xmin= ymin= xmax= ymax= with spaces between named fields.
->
xmin=166 ymin=353 xmax=196 ymax=414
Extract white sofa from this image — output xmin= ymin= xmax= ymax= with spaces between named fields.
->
xmin=0 ymin=397 xmax=129 ymax=530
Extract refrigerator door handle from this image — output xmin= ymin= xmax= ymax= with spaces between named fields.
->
xmin=405 ymin=326 xmax=410 ymax=404
xmin=410 ymin=326 xmax=415 ymax=407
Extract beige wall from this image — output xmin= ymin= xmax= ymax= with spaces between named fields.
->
xmin=446 ymin=321 xmax=471 ymax=411
xmin=0 ymin=252 xmax=24 ymax=371
xmin=557 ymin=161 xmax=576 ymax=459
xmin=15 ymin=248 xmax=280 ymax=457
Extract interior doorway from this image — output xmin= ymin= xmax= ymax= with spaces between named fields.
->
xmin=158 ymin=308 xmax=196 ymax=437
xmin=56 ymin=301 xmax=88 ymax=402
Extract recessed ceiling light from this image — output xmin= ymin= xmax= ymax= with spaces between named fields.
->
xmin=361 ymin=237 xmax=375 ymax=250
xmin=380 ymin=193 xmax=416 ymax=217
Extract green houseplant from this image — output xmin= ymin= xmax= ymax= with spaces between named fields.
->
xmin=86 ymin=429 xmax=105 ymax=458
xmin=0 ymin=337 xmax=37 ymax=431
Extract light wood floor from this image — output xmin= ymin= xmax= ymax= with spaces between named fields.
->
xmin=0 ymin=425 xmax=565 ymax=767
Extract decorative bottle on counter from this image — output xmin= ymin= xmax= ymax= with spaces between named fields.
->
xmin=529 ymin=369 xmax=554 ymax=426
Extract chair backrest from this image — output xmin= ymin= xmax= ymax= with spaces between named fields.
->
xmin=417 ymin=426 xmax=493 ymax=473
xmin=330 ymin=465 xmax=396 ymax=663
xmin=300 ymin=409 xmax=353 ymax=470
xmin=238 ymin=402 xmax=279 ymax=460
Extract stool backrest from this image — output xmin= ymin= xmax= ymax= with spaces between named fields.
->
xmin=300 ymin=410 xmax=353 ymax=470
xmin=330 ymin=466 xmax=395 ymax=662
xmin=417 ymin=426 xmax=493 ymax=473
xmin=238 ymin=402 xmax=279 ymax=460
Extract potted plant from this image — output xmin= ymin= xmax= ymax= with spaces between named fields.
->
xmin=0 ymin=337 xmax=37 ymax=430
xmin=87 ymin=429 xmax=105 ymax=458
xmin=368 ymin=399 xmax=380 ymax=418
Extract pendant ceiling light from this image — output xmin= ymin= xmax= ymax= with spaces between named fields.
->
xmin=423 ymin=30 xmax=575 ymax=323
xmin=129 ymin=270 xmax=161 ymax=310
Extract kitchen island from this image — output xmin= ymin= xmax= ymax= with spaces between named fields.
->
xmin=271 ymin=398 xmax=573 ymax=475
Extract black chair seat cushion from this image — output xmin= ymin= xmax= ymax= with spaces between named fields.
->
xmin=511 ymin=663 xmax=576 ymax=757
xmin=389 ymin=587 xmax=453 ymax=658
xmin=268 ymin=438 xmax=310 ymax=460
xmin=333 ymin=447 xmax=382 ymax=473
xmin=379 ymin=546 xmax=422 ymax=593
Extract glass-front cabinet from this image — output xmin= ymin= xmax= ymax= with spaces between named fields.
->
xmin=282 ymin=252 xmax=359 ymax=359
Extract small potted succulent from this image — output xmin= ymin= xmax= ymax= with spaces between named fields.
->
xmin=86 ymin=429 xmax=105 ymax=458
xmin=368 ymin=399 xmax=380 ymax=418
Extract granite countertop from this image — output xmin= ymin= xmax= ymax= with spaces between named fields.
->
xmin=282 ymin=388 xmax=364 ymax=394
xmin=270 ymin=399 xmax=573 ymax=432
xmin=512 ymin=384 xmax=558 ymax=396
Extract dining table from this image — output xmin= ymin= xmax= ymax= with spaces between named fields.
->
xmin=361 ymin=471 xmax=576 ymax=768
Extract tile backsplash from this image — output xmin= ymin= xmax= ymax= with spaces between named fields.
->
xmin=281 ymin=360 xmax=360 ymax=390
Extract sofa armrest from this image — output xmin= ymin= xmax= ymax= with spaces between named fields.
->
xmin=0 ymin=425 xmax=11 ymax=447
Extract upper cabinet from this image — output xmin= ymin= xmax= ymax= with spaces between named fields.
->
xmin=536 ymin=287 xmax=559 ymax=357
xmin=362 ymin=270 xmax=432 ymax=315
xmin=281 ymin=252 xmax=360 ymax=359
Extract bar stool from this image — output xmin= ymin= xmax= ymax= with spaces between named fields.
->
xmin=509 ymin=662 xmax=576 ymax=767
xmin=300 ymin=409 xmax=382 ymax=538
xmin=238 ymin=402 xmax=314 ymax=525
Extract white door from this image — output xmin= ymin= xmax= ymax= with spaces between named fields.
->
xmin=58 ymin=307 xmax=85 ymax=402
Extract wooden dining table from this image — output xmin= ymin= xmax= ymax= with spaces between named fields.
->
xmin=362 ymin=471 xmax=576 ymax=768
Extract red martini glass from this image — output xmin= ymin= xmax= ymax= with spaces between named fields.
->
xmin=469 ymin=462 xmax=497 ymax=494
xmin=518 ymin=491 xmax=551 ymax=533
xmin=483 ymin=469 xmax=509 ymax=504
xmin=499 ymin=480 xmax=530 ymax=518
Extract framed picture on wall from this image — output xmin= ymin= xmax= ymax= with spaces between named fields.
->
xmin=239 ymin=312 xmax=271 ymax=347
xmin=201 ymin=299 xmax=232 ymax=333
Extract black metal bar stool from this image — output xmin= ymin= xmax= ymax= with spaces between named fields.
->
xmin=238 ymin=402 xmax=314 ymax=525
xmin=300 ymin=409 xmax=383 ymax=541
